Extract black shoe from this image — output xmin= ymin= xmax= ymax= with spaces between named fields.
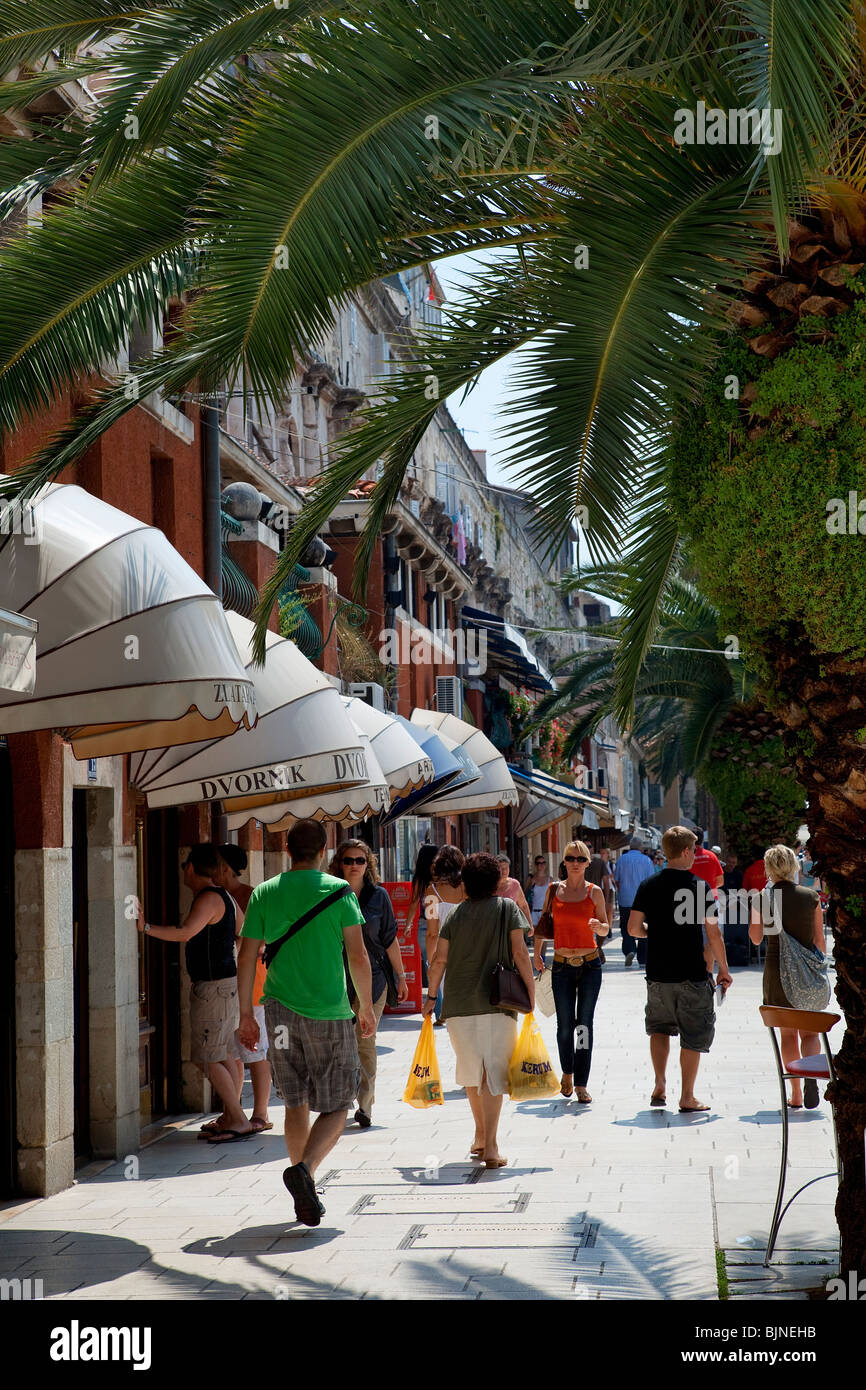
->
xmin=803 ymin=1078 xmax=820 ymax=1110
xmin=282 ymin=1162 xmax=323 ymax=1226
xmin=354 ymin=1109 xmax=372 ymax=1128
xmin=625 ymin=952 xmax=635 ymax=968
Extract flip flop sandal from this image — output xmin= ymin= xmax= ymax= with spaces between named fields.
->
xmin=678 ymin=1104 xmax=711 ymax=1113
xmin=483 ymin=1157 xmax=508 ymax=1169
xmin=206 ymin=1128 xmax=255 ymax=1144
xmin=650 ymin=1095 xmax=667 ymax=1107
xmin=249 ymin=1118 xmax=274 ymax=1132
xmin=283 ymin=1162 xmax=323 ymax=1226
xmin=199 ymin=1119 xmax=226 ymax=1134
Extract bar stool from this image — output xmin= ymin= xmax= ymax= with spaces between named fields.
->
xmin=758 ymin=1005 xmax=842 ymax=1266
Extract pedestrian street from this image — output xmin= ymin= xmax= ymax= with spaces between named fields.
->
xmin=0 ymin=953 xmax=839 ymax=1302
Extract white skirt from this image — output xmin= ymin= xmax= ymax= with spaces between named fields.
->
xmin=446 ymin=1013 xmax=519 ymax=1096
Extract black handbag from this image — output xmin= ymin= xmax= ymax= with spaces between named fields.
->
xmin=489 ymin=900 xmax=532 ymax=1013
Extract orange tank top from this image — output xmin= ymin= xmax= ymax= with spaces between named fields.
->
xmin=552 ymin=892 xmax=597 ymax=951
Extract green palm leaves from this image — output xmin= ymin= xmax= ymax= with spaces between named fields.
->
xmin=0 ymin=0 xmax=861 ymax=667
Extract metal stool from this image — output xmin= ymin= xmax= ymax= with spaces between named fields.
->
xmin=759 ymin=1005 xmax=841 ymax=1265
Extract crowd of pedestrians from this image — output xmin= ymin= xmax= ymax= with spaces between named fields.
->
xmin=134 ymin=819 xmax=832 ymax=1227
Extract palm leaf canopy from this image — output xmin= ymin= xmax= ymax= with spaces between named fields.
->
xmin=532 ymin=565 xmax=752 ymax=786
xmin=0 ymin=0 xmax=860 ymax=662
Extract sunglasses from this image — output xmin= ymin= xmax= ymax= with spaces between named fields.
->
xmin=564 ymin=855 xmax=589 ymax=864
xmin=342 ymin=856 xmax=367 ymax=866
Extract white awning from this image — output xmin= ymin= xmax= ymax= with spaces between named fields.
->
xmin=410 ymin=708 xmax=518 ymax=813
xmin=0 ymin=607 xmax=37 ymax=695
xmin=341 ymin=696 xmax=433 ymax=798
xmin=130 ymin=611 xmax=369 ymax=810
xmin=226 ymin=729 xmax=390 ymax=829
xmin=514 ymin=791 xmax=571 ymax=838
xmin=0 ymin=480 xmax=255 ymax=754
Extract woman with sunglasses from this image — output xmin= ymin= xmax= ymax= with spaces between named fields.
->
xmin=330 ymin=839 xmax=408 ymax=1127
xmin=533 ymin=839 xmax=609 ymax=1102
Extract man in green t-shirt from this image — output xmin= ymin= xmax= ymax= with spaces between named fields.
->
xmin=237 ymin=819 xmax=374 ymax=1227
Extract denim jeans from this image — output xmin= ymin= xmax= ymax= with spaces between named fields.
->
xmin=619 ymin=905 xmax=647 ymax=967
xmin=551 ymin=958 xmax=603 ymax=1086
xmin=418 ymin=923 xmax=442 ymax=1020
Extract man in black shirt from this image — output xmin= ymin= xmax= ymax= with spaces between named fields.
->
xmin=136 ymin=843 xmax=254 ymax=1142
xmin=628 ymin=826 xmax=732 ymax=1113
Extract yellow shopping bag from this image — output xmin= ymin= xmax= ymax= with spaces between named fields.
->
xmin=402 ymin=1016 xmax=444 ymax=1108
xmin=508 ymin=1012 xmax=560 ymax=1101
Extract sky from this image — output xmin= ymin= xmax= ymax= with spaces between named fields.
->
xmin=433 ymin=251 xmax=524 ymax=488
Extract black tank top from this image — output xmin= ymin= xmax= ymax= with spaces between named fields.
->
xmin=185 ymin=886 xmax=237 ymax=982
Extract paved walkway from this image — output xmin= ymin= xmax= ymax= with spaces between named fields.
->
xmin=0 ymin=950 xmax=840 ymax=1300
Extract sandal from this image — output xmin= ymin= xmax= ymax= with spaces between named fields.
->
xmin=206 ymin=1128 xmax=255 ymax=1144
xmin=249 ymin=1117 xmax=274 ymax=1132
xmin=483 ymin=1156 xmax=508 ymax=1169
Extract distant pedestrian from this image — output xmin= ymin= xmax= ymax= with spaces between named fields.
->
xmin=495 ymin=853 xmax=533 ymax=939
xmin=722 ymin=853 xmax=743 ymax=893
xmin=526 ymin=854 xmax=553 ymax=930
xmin=330 ymin=839 xmax=408 ymax=1128
xmin=425 ymin=852 xmax=535 ymax=1168
xmin=584 ymin=849 xmax=612 ymax=961
xmin=534 ymin=840 xmax=609 ymax=1102
xmin=742 ymin=851 xmax=768 ymax=894
xmin=691 ymin=828 xmax=724 ymax=896
xmin=136 ymin=844 xmax=254 ymax=1143
xmin=408 ymin=843 xmax=440 ymax=999
xmin=236 ymin=820 xmax=375 ymax=1227
xmin=213 ymin=844 xmax=273 ymax=1135
xmin=749 ymin=845 xmax=826 ymax=1109
xmin=427 ymin=845 xmax=466 ymax=1025
xmin=613 ymin=838 xmax=655 ymax=967
xmin=628 ymin=826 xmax=732 ymax=1112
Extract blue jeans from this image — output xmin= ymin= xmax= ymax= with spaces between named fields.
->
xmin=418 ymin=923 xmax=442 ymax=1020
xmin=551 ymin=958 xmax=603 ymax=1086
xmin=619 ymin=905 xmax=647 ymax=967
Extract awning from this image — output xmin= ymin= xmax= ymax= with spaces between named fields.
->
xmin=460 ymin=605 xmax=554 ymax=693
xmin=413 ymin=709 xmax=518 ymax=813
xmin=0 ymin=607 xmax=37 ymax=695
xmin=341 ymin=697 xmax=433 ymax=799
xmin=508 ymin=765 xmax=606 ymax=826
xmin=130 ymin=611 xmax=368 ymax=810
xmin=380 ymin=717 xmax=469 ymax=824
xmin=226 ymin=729 xmax=390 ymax=829
xmin=514 ymin=791 xmax=572 ymax=838
xmin=0 ymin=480 xmax=255 ymax=754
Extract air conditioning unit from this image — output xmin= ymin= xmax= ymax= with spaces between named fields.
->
xmin=436 ymin=676 xmax=463 ymax=716
xmin=348 ymin=681 xmax=387 ymax=712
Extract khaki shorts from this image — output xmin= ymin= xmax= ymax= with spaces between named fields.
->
xmin=645 ymin=978 xmax=715 ymax=1053
xmin=189 ymin=977 xmax=239 ymax=1064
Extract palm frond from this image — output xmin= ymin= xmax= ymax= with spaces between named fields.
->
xmin=728 ymin=0 xmax=857 ymax=254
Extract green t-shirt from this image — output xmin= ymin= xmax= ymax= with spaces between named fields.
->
xmin=241 ymin=870 xmax=363 ymax=1021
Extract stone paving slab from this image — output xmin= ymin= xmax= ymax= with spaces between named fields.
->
xmin=0 ymin=952 xmax=841 ymax=1300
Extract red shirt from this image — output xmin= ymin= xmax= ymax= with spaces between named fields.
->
xmin=692 ymin=847 xmax=723 ymax=894
xmin=742 ymin=859 xmax=768 ymax=893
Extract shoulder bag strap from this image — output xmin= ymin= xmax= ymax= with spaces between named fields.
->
xmin=263 ymin=883 xmax=352 ymax=968
xmin=498 ymin=897 xmax=514 ymax=967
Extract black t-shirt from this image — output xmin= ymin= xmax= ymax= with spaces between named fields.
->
xmin=185 ymin=886 xmax=237 ymax=982
xmin=632 ymin=869 xmax=716 ymax=983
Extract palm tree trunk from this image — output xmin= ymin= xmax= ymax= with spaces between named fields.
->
xmin=775 ymin=629 xmax=866 ymax=1274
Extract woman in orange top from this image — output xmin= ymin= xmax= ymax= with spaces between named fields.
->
xmin=533 ymin=839 xmax=609 ymax=1102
